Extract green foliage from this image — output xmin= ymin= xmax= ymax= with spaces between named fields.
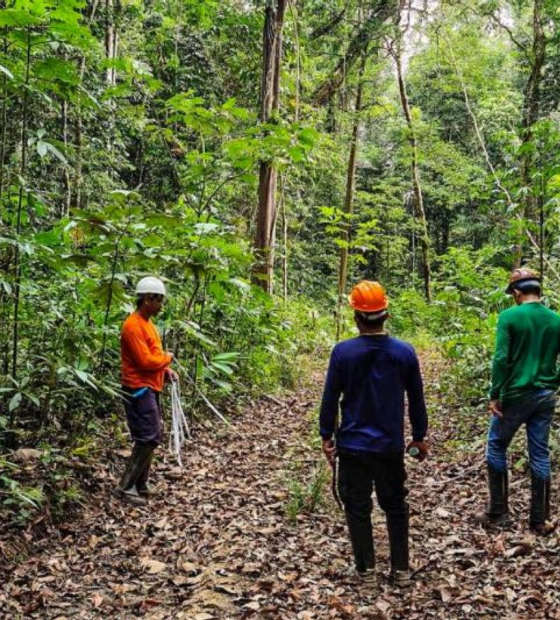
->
xmin=390 ymin=247 xmax=511 ymax=409
xmin=0 ymin=459 xmax=45 ymax=524
xmin=51 ymin=483 xmax=84 ymax=514
xmin=285 ymin=465 xmax=329 ymax=525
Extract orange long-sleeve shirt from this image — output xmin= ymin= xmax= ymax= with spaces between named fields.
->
xmin=121 ymin=312 xmax=172 ymax=392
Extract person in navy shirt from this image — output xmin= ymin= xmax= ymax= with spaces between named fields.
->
xmin=320 ymin=281 xmax=429 ymax=589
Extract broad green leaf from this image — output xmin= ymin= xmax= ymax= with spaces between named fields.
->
xmin=33 ymin=58 xmax=79 ymax=84
xmin=0 ymin=9 xmax=42 ymax=27
xmin=177 ymin=320 xmax=216 ymax=347
xmin=46 ymin=142 xmax=68 ymax=165
xmin=210 ymin=361 xmax=234 ymax=376
xmin=194 ymin=223 xmax=219 ymax=234
xmin=211 ymin=379 xmax=232 ymax=391
xmin=212 ymin=352 xmax=240 ymax=362
xmin=25 ymin=393 xmax=40 ymax=407
xmin=75 ymin=369 xmax=88 ymax=383
xmin=0 ymin=64 xmax=13 ymax=79
xmin=8 ymin=392 xmax=22 ymax=413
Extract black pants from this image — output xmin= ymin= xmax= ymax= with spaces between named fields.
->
xmin=338 ymin=449 xmax=409 ymax=573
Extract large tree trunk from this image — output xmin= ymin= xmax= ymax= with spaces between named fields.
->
xmin=336 ymin=56 xmax=366 ymax=339
xmin=253 ymin=0 xmax=287 ymax=293
xmin=393 ymin=35 xmax=431 ymax=302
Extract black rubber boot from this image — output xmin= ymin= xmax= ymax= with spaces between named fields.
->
xmin=387 ymin=506 xmax=411 ymax=587
xmin=136 ymin=450 xmax=155 ymax=497
xmin=530 ymin=474 xmax=552 ymax=535
xmin=477 ymin=466 xmax=509 ymax=525
xmin=113 ymin=444 xmax=154 ymax=505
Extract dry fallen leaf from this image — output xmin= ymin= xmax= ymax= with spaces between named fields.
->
xmin=435 ymin=507 xmax=450 ymax=518
xmin=12 ymin=448 xmax=42 ymax=463
xmin=91 ymin=593 xmax=103 ymax=608
xmin=244 ymin=601 xmax=260 ymax=611
xmin=178 ymin=559 xmax=200 ymax=574
xmin=439 ymin=586 xmax=454 ymax=603
xmin=154 ymin=517 xmax=168 ymax=529
xmin=140 ymin=558 xmax=167 ymax=574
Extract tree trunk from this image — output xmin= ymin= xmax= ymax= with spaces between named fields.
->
xmin=73 ymin=0 xmax=101 ymax=210
xmin=62 ymin=100 xmax=71 ymax=216
xmin=0 ymin=27 xmax=8 ymax=212
xmin=393 ymin=36 xmax=431 ymax=302
xmin=0 ymin=26 xmax=8 ymax=376
xmin=11 ymin=29 xmax=31 ymax=382
xmin=336 ymin=56 xmax=366 ymax=339
xmin=105 ymin=0 xmax=118 ymax=85
xmin=289 ymin=0 xmax=301 ymax=123
xmin=73 ymin=112 xmax=83 ymax=210
xmin=281 ymin=192 xmax=288 ymax=301
xmin=517 ymin=0 xmax=546 ymax=264
xmin=253 ymin=0 xmax=287 ymax=293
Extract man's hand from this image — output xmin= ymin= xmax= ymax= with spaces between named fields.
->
xmin=165 ymin=367 xmax=179 ymax=383
xmin=489 ymin=399 xmax=502 ymax=418
xmin=322 ymin=438 xmax=337 ymax=467
xmin=406 ymin=440 xmax=429 ymax=462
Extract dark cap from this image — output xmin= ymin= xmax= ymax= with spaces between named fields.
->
xmin=506 ymin=267 xmax=540 ymax=294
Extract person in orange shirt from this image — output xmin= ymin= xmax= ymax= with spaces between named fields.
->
xmin=113 ymin=276 xmax=176 ymax=505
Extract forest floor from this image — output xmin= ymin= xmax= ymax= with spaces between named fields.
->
xmin=2 ymin=350 xmax=560 ymax=620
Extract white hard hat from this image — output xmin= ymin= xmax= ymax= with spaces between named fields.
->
xmin=136 ymin=276 xmax=166 ymax=296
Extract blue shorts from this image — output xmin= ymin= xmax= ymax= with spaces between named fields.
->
xmin=122 ymin=387 xmax=162 ymax=447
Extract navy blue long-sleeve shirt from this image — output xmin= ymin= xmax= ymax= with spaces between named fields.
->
xmin=319 ymin=334 xmax=428 ymax=453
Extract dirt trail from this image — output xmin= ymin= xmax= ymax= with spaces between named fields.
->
xmin=2 ymin=355 xmax=560 ymax=619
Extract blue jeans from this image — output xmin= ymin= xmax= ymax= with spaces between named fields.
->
xmin=487 ymin=389 xmax=556 ymax=480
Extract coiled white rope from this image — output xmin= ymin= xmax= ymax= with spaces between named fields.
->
xmin=170 ymin=380 xmax=190 ymax=467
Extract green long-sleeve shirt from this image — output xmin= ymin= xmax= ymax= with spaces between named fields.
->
xmin=490 ymin=302 xmax=560 ymax=403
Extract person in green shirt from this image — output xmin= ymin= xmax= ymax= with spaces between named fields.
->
xmin=482 ymin=268 xmax=560 ymax=534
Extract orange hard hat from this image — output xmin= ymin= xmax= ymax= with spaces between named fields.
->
xmin=348 ymin=281 xmax=388 ymax=313
xmin=506 ymin=267 xmax=540 ymax=294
